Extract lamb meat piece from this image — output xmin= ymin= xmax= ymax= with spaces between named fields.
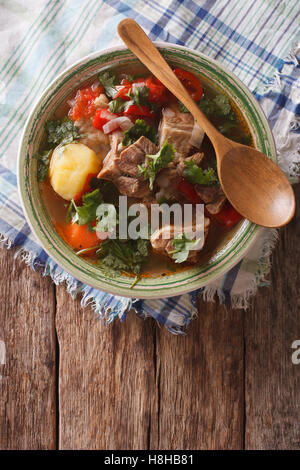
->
xmin=195 ymin=184 xmax=227 ymax=215
xmin=150 ymin=218 xmax=210 ymax=264
xmin=116 ymin=136 xmax=157 ymax=177
xmin=117 ymin=176 xmax=150 ymax=198
xmin=176 ymin=152 xmax=205 ymax=176
xmin=155 ymin=166 xmax=181 ymax=202
xmin=98 ymin=135 xmax=157 ymax=198
xmin=75 ymin=117 xmax=110 ymax=157
xmin=158 ymin=107 xmax=204 ymax=157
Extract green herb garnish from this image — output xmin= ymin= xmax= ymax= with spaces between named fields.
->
xmin=46 ymin=117 xmax=81 ymax=147
xmin=37 ymin=117 xmax=81 ymax=182
xmin=170 ymin=233 xmax=200 ymax=263
xmin=36 ymin=149 xmax=52 ymax=182
xmin=183 ymin=159 xmax=218 ymax=186
xmin=67 ymin=189 xmax=103 ymax=230
xmin=97 ymin=238 xmax=150 ymax=275
xmin=98 ymin=70 xmax=118 ymax=98
xmin=199 ymin=94 xmax=235 ymax=120
xmin=131 ymin=85 xmax=149 ymax=106
xmin=122 ymin=119 xmax=157 ymax=146
xmin=179 ymin=101 xmax=189 ymax=113
xmin=109 ymin=98 xmax=126 ymax=114
xmin=138 ymin=141 xmax=175 ymax=190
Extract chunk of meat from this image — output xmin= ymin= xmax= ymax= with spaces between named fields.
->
xmin=158 ymin=106 xmax=204 ymax=157
xmin=176 ymin=152 xmax=205 ymax=176
xmin=98 ymin=135 xmax=157 ymax=198
xmin=155 ymin=166 xmax=181 ymax=202
xmin=150 ymin=218 xmax=210 ymax=264
xmin=75 ymin=117 xmax=110 ymax=158
xmin=116 ymin=136 xmax=157 ymax=177
xmin=195 ymin=184 xmax=227 ymax=215
xmin=117 ymin=176 xmax=150 ymax=198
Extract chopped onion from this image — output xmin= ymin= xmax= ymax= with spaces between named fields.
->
xmin=91 ymin=81 xmax=101 ymax=91
xmin=102 ymin=116 xmax=134 ymax=134
xmin=163 ymin=107 xmax=175 ymax=117
xmin=190 ymin=122 xmax=205 ymax=148
xmin=101 ymin=109 xmax=118 ymax=121
xmin=132 ymin=82 xmax=146 ymax=93
xmin=118 ymin=116 xmax=134 ymax=131
xmin=67 ymin=97 xmax=76 ymax=107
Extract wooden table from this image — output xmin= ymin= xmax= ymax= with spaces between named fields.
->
xmin=1 ymin=185 xmax=299 ymax=450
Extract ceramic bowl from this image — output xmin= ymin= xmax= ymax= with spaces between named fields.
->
xmin=18 ymin=44 xmax=276 ymax=299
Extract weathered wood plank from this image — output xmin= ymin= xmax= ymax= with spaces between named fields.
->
xmin=245 ymin=184 xmax=300 ymax=450
xmin=0 ymin=248 xmax=56 ymax=450
xmin=56 ymin=286 xmax=157 ymax=450
xmin=155 ymin=301 xmax=244 ymax=450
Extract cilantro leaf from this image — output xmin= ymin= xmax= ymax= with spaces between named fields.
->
xmin=122 ymin=119 xmax=158 ymax=146
xmin=199 ymin=94 xmax=235 ymax=120
xmin=131 ymin=85 xmax=149 ymax=106
xmin=183 ymin=159 xmax=219 ymax=186
xmin=46 ymin=117 xmax=81 ymax=147
xmin=97 ymin=238 xmax=150 ymax=275
xmin=178 ymin=101 xmax=189 ymax=113
xmin=98 ymin=70 xmax=118 ymax=98
xmin=36 ymin=149 xmax=52 ymax=182
xmin=170 ymin=233 xmax=200 ymax=263
xmin=37 ymin=118 xmax=82 ymax=181
xmin=89 ymin=178 xmax=120 ymax=205
xmin=67 ymin=189 xmax=103 ymax=229
xmin=109 ymin=98 xmax=126 ymax=114
xmin=138 ymin=141 xmax=175 ymax=190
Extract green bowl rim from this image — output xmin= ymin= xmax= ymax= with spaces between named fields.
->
xmin=17 ymin=43 xmax=276 ymax=299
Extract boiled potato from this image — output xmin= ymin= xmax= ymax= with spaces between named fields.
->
xmin=49 ymin=143 xmax=101 ymax=201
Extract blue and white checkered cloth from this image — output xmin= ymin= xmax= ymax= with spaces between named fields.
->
xmin=0 ymin=0 xmax=299 ymax=333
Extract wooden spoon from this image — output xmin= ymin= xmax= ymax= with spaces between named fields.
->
xmin=118 ymin=18 xmax=295 ymax=228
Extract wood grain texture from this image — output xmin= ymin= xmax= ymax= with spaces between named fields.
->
xmin=155 ymin=302 xmax=244 ymax=450
xmin=55 ymin=285 xmax=157 ymax=450
xmin=0 ymin=248 xmax=56 ymax=450
xmin=245 ymin=183 xmax=300 ymax=450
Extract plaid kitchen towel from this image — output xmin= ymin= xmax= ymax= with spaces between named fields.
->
xmin=0 ymin=0 xmax=299 ymax=333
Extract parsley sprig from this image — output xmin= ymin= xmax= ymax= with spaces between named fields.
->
xmin=36 ymin=117 xmax=82 ymax=182
xmin=122 ymin=119 xmax=157 ymax=146
xmin=97 ymin=238 xmax=150 ymax=276
xmin=183 ymin=159 xmax=219 ymax=186
xmin=169 ymin=233 xmax=200 ymax=263
xmin=138 ymin=141 xmax=175 ymax=190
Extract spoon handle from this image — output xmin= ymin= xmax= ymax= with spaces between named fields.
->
xmin=118 ymin=18 xmax=224 ymax=145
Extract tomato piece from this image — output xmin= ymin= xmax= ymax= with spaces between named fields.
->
xmin=73 ymin=173 xmax=98 ymax=205
xmin=173 ymin=68 xmax=203 ymax=101
xmin=212 ymin=202 xmax=243 ymax=228
xmin=57 ymin=222 xmax=100 ymax=256
xmin=93 ymin=108 xmax=118 ymax=131
xmin=123 ymin=104 xmax=154 ymax=118
xmin=177 ymin=179 xmax=202 ymax=204
xmin=114 ymin=84 xmax=132 ymax=100
xmin=68 ymin=84 xmax=103 ymax=121
xmin=145 ymin=76 xmax=167 ymax=103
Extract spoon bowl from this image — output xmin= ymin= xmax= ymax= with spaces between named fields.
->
xmin=118 ymin=18 xmax=295 ymax=228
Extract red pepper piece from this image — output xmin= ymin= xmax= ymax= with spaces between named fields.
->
xmin=123 ymin=104 xmax=154 ymax=118
xmin=173 ymin=68 xmax=203 ymax=101
xmin=212 ymin=202 xmax=243 ymax=228
xmin=177 ymin=178 xmax=202 ymax=204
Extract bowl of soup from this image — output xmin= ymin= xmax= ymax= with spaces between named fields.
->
xmin=18 ymin=44 xmax=276 ymax=299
